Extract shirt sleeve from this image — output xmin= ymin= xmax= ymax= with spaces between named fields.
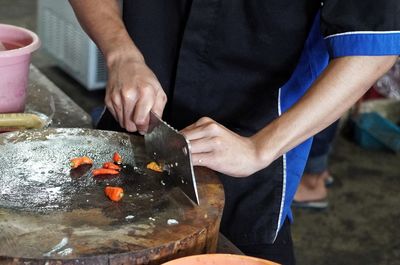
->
xmin=320 ymin=0 xmax=400 ymax=58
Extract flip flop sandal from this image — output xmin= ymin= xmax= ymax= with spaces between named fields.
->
xmin=292 ymin=199 xmax=328 ymax=210
xmin=325 ymin=175 xmax=334 ymax=187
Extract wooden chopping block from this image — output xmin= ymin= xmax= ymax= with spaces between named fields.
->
xmin=0 ymin=128 xmax=225 ymax=265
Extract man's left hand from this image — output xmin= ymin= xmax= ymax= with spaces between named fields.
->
xmin=180 ymin=117 xmax=265 ymax=177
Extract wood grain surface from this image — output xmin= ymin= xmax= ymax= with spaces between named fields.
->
xmin=0 ymin=128 xmax=224 ymax=265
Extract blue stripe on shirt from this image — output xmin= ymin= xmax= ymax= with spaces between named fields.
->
xmin=276 ymin=14 xmax=400 ymax=237
xmin=277 ymin=11 xmax=329 ymax=233
xmin=326 ymin=32 xmax=400 ymax=58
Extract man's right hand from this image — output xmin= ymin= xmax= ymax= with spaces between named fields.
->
xmin=69 ymin=0 xmax=166 ymax=133
xmin=105 ymin=51 xmax=167 ymax=134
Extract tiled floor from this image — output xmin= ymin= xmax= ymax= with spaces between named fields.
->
xmin=2 ymin=1 xmax=400 ymax=264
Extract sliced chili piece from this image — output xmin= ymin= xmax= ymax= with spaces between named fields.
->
xmin=70 ymin=156 xmax=93 ymax=169
xmin=92 ymin=168 xmax=119 ymax=176
xmin=104 ymin=186 xmax=124 ymax=202
xmin=113 ymin=152 xmax=122 ymax=165
xmin=103 ymin=161 xmax=121 ymax=171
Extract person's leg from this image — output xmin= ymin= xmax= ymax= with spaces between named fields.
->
xmin=236 ymin=219 xmax=295 ymax=265
xmin=308 ymin=121 xmax=339 ymax=160
xmin=294 ymin=121 xmax=339 ymax=207
xmin=294 ymin=156 xmax=329 ymax=202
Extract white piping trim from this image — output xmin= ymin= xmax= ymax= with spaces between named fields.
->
xmin=325 ymin=30 xmax=400 ymax=40
xmin=274 ymin=88 xmax=287 ymax=242
xmin=278 ymin=88 xmax=282 ymax=116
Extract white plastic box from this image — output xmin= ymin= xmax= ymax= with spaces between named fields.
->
xmin=37 ymin=0 xmax=107 ymax=90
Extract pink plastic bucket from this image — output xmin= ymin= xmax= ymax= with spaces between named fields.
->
xmin=0 ymin=24 xmax=40 ymax=113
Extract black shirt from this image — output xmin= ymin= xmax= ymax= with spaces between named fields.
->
xmin=118 ymin=0 xmax=400 ymax=245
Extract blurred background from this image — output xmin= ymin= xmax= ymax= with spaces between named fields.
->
xmin=1 ymin=1 xmax=400 ymax=264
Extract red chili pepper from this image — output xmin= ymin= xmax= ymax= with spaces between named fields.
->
xmin=92 ymin=168 xmax=119 ymax=176
xmin=113 ymin=152 xmax=122 ymax=165
xmin=103 ymin=161 xmax=121 ymax=171
xmin=104 ymin=186 xmax=124 ymax=202
xmin=70 ymin=156 xmax=93 ymax=169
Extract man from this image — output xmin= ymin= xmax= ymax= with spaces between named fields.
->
xmin=70 ymin=1 xmax=400 ymax=264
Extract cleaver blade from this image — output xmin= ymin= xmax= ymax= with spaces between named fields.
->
xmin=144 ymin=111 xmax=199 ymax=205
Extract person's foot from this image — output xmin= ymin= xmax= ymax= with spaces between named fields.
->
xmin=324 ymin=172 xmax=334 ymax=187
xmin=293 ymin=171 xmax=329 ymax=209
xmin=292 ymin=199 xmax=328 ymax=209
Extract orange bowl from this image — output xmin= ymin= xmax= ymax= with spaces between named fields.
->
xmin=162 ymin=254 xmax=280 ymax=265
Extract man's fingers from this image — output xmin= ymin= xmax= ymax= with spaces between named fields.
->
xmin=191 ymin=152 xmax=215 ymax=168
xmin=133 ymin=85 xmax=155 ymax=133
xmin=180 ymin=123 xmax=197 ymax=133
xmin=181 ymin=126 xmax=207 ymax=141
xmin=107 ymin=87 xmax=123 ymax=125
xmin=136 ymin=114 xmax=150 ymax=134
xmin=152 ymin=88 xmax=167 ymax=118
xmin=181 ymin=117 xmax=214 ymax=133
xmin=182 ymin=120 xmax=221 ymax=141
xmin=105 ymin=91 xmax=118 ymax=121
xmin=189 ymin=138 xmax=215 ymax=154
xmin=121 ymin=89 xmax=138 ymax=132
xmin=111 ymin=94 xmax=124 ymax=128
xmin=195 ymin=117 xmax=215 ymax=126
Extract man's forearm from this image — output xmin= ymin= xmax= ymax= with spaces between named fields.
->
xmin=69 ymin=0 xmax=144 ymax=65
xmin=253 ymin=56 xmax=398 ymax=165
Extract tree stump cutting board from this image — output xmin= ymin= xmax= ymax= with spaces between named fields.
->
xmin=0 ymin=128 xmax=224 ymax=264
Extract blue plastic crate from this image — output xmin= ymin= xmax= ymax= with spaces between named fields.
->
xmin=354 ymin=112 xmax=400 ymax=153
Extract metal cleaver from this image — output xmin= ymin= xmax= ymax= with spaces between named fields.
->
xmin=145 ymin=111 xmax=199 ymax=205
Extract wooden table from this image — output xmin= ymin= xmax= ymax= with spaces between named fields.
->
xmin=26 ymin=65 xmax=92 ymax=128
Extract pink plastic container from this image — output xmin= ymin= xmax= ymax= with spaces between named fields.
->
xmin=0 ymin=24 xmax=40 ymax=113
